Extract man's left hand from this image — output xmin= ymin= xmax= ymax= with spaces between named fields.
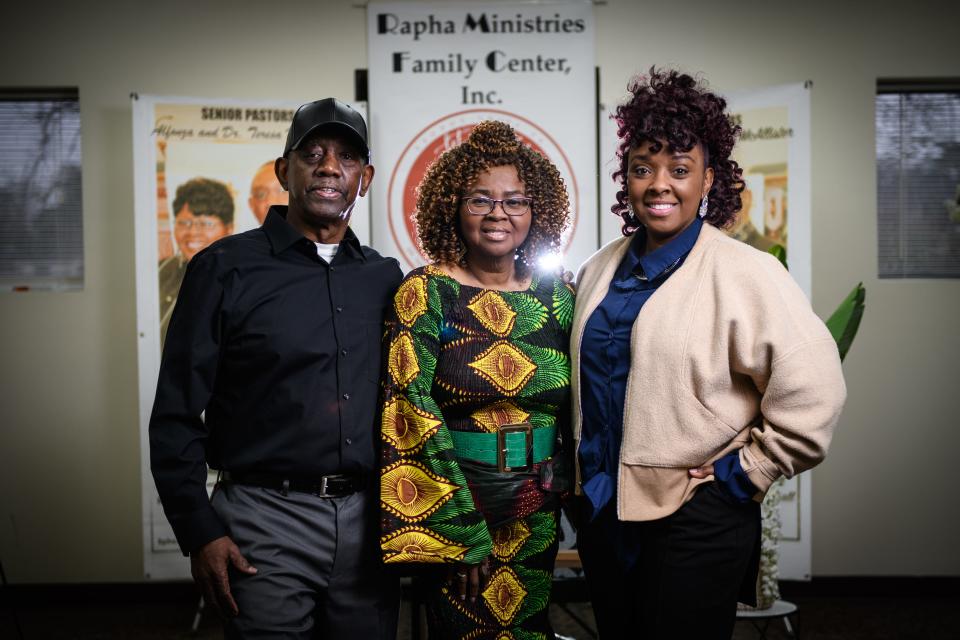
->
xmin=190 ymin=535 xmax=257 ymax=618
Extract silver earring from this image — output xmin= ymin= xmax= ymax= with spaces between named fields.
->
xmin=698 ymin=196 xmax=709 ymax=218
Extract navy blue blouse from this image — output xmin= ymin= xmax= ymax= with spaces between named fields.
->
xmin=578 ymin=217 xmax=756 ymax=526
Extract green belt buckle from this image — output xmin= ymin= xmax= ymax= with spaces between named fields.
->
xmin=497 ymin=422 xmax=533 ymax=472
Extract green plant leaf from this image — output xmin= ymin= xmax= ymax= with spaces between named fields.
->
xmin=767 ymin=243 xmax=788 ymax=269
xmin=825 ymin=282 xmax=866 ymax=362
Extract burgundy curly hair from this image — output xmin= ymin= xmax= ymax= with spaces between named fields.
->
xmin=414 ymin=120 xmax=570 ymax=277
xmin=612 ymin=68 xmax=744 ymax=235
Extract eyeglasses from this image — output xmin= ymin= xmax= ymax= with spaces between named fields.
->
xmin=462 ymin=196 xmax=532 ymax=217
xmin=175 ymin=218 xmax=224 ymax=230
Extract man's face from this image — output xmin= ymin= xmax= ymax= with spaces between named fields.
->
xmin=248 ymin=163 xmax=287 ymax=224
xmin=173 ymin=204 xmax=233 ymax=261
xmin=276 ymin=129 xmax=374 ymax=231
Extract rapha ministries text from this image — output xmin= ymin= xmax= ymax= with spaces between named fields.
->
xmin=377 ymin=12 xmax=587 ymax=41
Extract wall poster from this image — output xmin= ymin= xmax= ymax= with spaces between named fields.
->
xmin=132 ymin=95 xmax=370 ymax=579
xmin=366 ymin=1 xmax=597 ymax=274
xmin=727 ymin=82 xmax=812 ymax=580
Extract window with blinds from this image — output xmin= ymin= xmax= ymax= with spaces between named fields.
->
xmin=0 ymin=88 xmax=83 ymax=291
xmin=877 ymin=80 xmax=960 ymax=279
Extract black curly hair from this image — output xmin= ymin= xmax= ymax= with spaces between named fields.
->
xmin=414 ymin=120 xmax=570 ymax=276
xmin=612 ymin=68 xmax=744 ymax=235
xmin=172 ymin=177 xmax=234 ymax=224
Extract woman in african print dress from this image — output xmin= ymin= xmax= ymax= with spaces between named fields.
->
xmin=379 ymin=121 xmax=573 ymax=640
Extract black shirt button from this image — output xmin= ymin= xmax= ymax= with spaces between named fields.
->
xmin=345 ymin=438 xmax=353 ymax=445
xmin=330 ymin=266 xmax=336 ymax=272
xmin=341 ymin=349 xmax=348 ymax=356
xmin=336 ymin=306 xmax=343 ymax=313
xmin=343 ymin=393 xmax=350 ymax=400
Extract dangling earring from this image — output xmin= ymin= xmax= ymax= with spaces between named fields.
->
xmin=515 ymin=241 xmax=529 ymax=268
xmin=698 ymin=196 xmax=709 ymax=218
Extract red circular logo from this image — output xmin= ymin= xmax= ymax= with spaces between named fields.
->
xmin=387 ymin=109 xmax=579 ymax=270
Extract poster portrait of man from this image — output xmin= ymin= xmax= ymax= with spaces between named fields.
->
xmin=247 ymin=160 xmax=287 ymax=225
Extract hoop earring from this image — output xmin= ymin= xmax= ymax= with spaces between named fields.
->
xmin=698 ymin=196 xmax=709 ymax=218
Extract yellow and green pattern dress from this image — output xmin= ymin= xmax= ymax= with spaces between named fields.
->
xmin=380 ymin=265 xmax=573 ymax=640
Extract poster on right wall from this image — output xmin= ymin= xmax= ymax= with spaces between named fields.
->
xmin=728 ymin=82 xmax=813 ymax=581
xmin=727 ymin=82 xmax=812 ymax=302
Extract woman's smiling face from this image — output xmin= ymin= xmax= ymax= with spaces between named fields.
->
xmin=627 ymin=139 xmax=714 ymax=251
xmin=458 ymin=164 xmax=532 ymax=264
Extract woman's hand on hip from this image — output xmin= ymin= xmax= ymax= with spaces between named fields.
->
xmin=689 ymin=463 xmax=714 ymax=479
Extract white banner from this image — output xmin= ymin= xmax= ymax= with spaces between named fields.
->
xmin=727 ymin=82 xmax=813 ymax=581
xmin=366 ymin=1 xmax=597 ymax=273
xmin=132 ymin=95 xmax=370 ymax=579
xmin=727 ymin=83 xmax=812 ymax=299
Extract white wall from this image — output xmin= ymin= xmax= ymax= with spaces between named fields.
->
xmin=0 ymin=0 xmax=957 ymax=582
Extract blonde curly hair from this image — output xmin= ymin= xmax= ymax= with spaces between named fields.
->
xmin=414 ymin=120 xmax=570 ymax=276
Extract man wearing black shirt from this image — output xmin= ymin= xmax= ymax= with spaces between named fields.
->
xmin=150 ymin=99 xmax=402 ymax=639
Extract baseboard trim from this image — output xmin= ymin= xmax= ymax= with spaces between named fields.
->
xmin=4 ymin=581 xmax=198 ymax=605
xmin=780 ymin=576 xmax=960 ymax=598
xmin=4 ymin=575 xmax=958 ymax=606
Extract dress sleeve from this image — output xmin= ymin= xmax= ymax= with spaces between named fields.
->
xmin=550 ymin=277 xmax=576 ymax=491
xmin=379 ymin=270 xmax=493 ymax=565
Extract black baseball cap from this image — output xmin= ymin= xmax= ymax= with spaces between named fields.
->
xmin=283 ymin=98 xmax=370 ymax=161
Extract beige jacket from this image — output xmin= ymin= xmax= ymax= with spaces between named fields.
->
xmin=571 ymin=223 xmax=846 ymax=521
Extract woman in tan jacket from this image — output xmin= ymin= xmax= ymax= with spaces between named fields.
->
xmin=570 ymin=69 xmax=845 ymax=638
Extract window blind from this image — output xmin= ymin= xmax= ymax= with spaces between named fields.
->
xmin=0 ymin=88 xmax=83 ymax=291
xmin=876 ymin=82 xmax=960 ymax=278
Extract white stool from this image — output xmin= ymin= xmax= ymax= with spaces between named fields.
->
xmin=736 ymin=599 xmax=799 ymax=638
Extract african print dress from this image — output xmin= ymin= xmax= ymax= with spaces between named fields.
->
xmin=380 ymin=265 xmax=573 ymax=640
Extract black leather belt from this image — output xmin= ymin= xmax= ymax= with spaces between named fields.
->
xmin=223 ymin=471 xmax=365 ymax=497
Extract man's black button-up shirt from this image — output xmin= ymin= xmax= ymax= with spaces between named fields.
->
xmin=149 ymin=207 xmax=403 ymax=553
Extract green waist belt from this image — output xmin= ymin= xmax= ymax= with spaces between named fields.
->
xmin=449 ymin=424 xmax=556 ymax=472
